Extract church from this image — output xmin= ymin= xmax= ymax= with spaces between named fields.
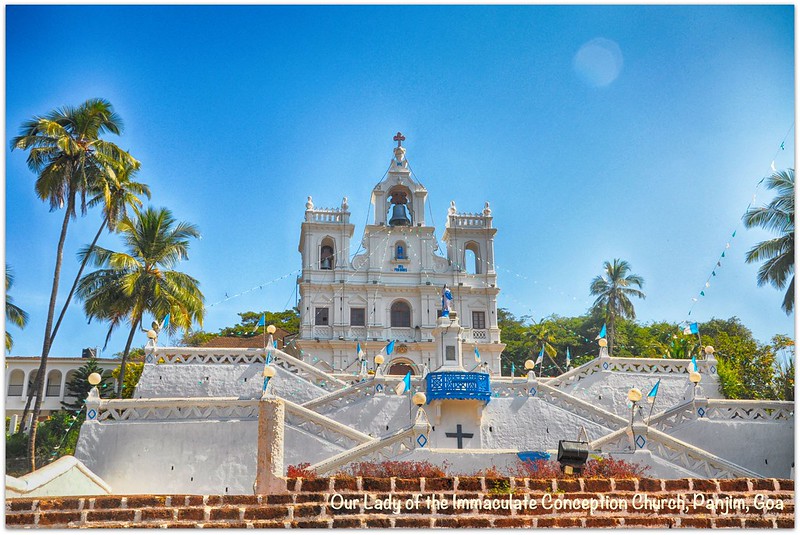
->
xmin=296 ymin=133 xmax=504 ymax=376
xmin=12 ymin=134 xmax=791 ymax=498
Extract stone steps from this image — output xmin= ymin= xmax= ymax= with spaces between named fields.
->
xmin=6 ymin=477 xmax=795 ymax=529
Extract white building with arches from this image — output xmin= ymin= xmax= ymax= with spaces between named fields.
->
xmin=5 ymin=356 xmax=121 ymax=432
xmin=296 ymin=134 xmax=505 ymax=376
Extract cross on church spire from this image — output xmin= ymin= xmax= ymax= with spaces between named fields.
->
xmin=393 ymin=132 xmax=406 ymax=147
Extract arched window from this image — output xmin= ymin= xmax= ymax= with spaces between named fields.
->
xmin=27 ymin=371 xmax=39 ymax=397
xmin=63 ymin=370 xmax=80 ymax=401
xmin=395 ymin=241 xmax=407 ymax=260
xmin=390 ymin=301 xmax=411 ymax=328
xmin=8 ymin=370 xmax=24 ymax=397
xmin=464 ymin=242 xmax=481 ymax=275
xmin=320 ymin=237 xmax=335 ymax=270
xmin=46 ymin=370 xmax=62 ymax=397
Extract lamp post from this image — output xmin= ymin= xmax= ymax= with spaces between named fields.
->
xmin=266 ymin=324 xmax=277 ymax=358
xmin=598 ymin=337 xmax=609 ymax=358
xmin=627 ymin=388 xmax=642 ymax=451
xmin=262 ymin=365 xmax=277 ymax=397
xmin=524 ymin=359 xmax=535 ymax=381
xmin=689 ymin=370 xmax=701 ymax=401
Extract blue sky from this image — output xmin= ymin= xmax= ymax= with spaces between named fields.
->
xmin=5 ymin=5 xmax=795 ymax=358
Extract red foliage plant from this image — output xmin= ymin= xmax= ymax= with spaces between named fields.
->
xmin=514 ymin=457 xmax=649 ymax=479
xmin=337 ymin=460 xmax=447 ymax=478
xmin=287 ymin=463 xmax=318 ymax=479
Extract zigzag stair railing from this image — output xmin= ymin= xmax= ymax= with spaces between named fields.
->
xmin=542 ymin=358 xmax=603 ymax=389
xmin=94 ymin=395 xmax=374 ymax=452
xmin=536 ymin=381 xmax=628 ymax=430
xmin=543 ymin=356 xmax=718 ymax=390
xmin=307 ymin=425 xmax=419 ymax=476
xmin=590 ymin=424 xmax=763 ymax=479
xmin=301 ymin=379 xmax=377 ymax=412
xmin=283 ymin=398 xmax=375 ymax=450
xmin=703 ymin=399 xmax=794 ymax=421
xmin=270 ymin=348 xmax=349 ymax=390
xmin=150 ymin=347 xmax=348 ymax=392
xmin=96 ymin=397 xmax=259 ymax=422
xmin=647 ymin=399 xmax=794 ymax=433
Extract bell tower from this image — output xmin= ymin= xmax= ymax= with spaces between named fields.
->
xmin=371 ymin=132 xmax=428 ymax=227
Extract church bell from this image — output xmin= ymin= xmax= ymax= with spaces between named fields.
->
xmin=389 ymin=204 xmax=412 ymax=226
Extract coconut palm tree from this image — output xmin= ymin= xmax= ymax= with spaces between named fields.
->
xmin=742 ymin=169 xmax=794 ymax=314
xmin=78 ymin=207 xmax=204 ymax=395
xmin=49 ymin=163 xmax=151 ymax=346
xmin=589 ymin=259 xmax=646 ymax=355
xmin=11 ymin=98 xmax=138 ymax=471
xmin=5 ymin=265 xmax=29 ymax=351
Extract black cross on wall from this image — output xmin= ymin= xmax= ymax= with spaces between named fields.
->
xmin=445 ymin=424 xmax=474 ymax=449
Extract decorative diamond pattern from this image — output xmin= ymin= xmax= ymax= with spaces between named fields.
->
xmin=529 ymin=387 xmax=537 ymax=397
xmin=710 ymin=365 xmax=717 ymax=374
xmin=416 ymin=434 xmax=428 ymax=448
xmin=635 ymin=435 xmax=646 ymax=449
xmin=87 ymin=409 xmax=97 ymax=420
xmin=145 ymin=355 xmax=154 ymax=363
xmin=375 ymin=384 xmax=384 ymax=393
xmin=602 ymin=362 xmax=609 ymax=370
xmin=697 ymin=407 xmax=706 ymax=417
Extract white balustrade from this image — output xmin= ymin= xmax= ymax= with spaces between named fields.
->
xmin=308 ymin=426 xmax=419 ymax=476
xmin=149 ymin=347 xmax=348 ymax=392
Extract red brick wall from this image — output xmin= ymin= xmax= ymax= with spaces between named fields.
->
xmin=6 ymin=478 xmax=794 ymax=529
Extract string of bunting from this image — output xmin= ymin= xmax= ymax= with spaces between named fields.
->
xmin=685 ymin=122 xmax=794 ymax=320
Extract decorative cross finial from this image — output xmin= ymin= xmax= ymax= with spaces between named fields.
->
xmin=393 ymin=132 xmax=406 ymax=147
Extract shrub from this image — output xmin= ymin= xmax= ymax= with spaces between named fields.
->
xmin=512 ymin=456 xmax=649 ymax=479
xmin=287 ymin=463 xmax=317 ymax=479
xmin=337 ymin=460 xmax=446 ymax=478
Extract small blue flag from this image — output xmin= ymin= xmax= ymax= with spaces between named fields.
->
xmin=357 ymin=342 xmax=365 ymax=359
xmin=511 ymin=363 xmax=516 ymax=377
xmin=386 ymin=340 xmax=395 ymax=355
xmin=535 ymin=345 xmax=544 ymax=365
xmin=647 ymin=379 xmax=660 ymax=401
xmin=597 ymin=324 xmax=607 ymax=339
xmin=691 ymin=355 xmax=698 ymax=372
xmin=257 ymin=314 xmax=266 ymax=327
xmin=566 ymin=347 xmax=571 ymax=367
xmin=683 ymin=322 xmax=699 ymax=335
xmin=273 ymin=340 xmax=278 ymax=348
xmin=161 ymin=313 xmax=170 ymax=330
xmin=474 ymin=345 xmax=480 ymax=362
xmin=394 ymin=371 xmax=412 ymax=395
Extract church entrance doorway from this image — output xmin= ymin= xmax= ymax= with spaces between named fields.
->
xmin=387 ymin=361 xmax=415 ymax=376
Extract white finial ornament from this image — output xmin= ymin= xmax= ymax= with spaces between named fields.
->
xmin=306 ymin=196 xmax=314 ymax=211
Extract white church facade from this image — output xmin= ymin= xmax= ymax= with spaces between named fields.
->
xmin=296 ymin=133 xmax=504 ymax=376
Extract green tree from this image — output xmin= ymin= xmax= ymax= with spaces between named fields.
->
xmin=589 ymin=259 xmax=646 ymax=355
xmin=61 ymin=357 xmax=115 ymax=412
xmin=743 ymin=169 xmax=794 ymax=314
xmin=78 ymin=207 xmax=204 ymax=396
xmin=5 ymin=265 xmax=29 ymax=351
xmin=699 ymin=317 xmax=776 ymax=400
xmin=179 ymin=309 xmax=300 ymax=346
xmin=112 ymin=362 xmax=144 ymax=399
xmin=49 ymin=163 xmax=150 ymax=355
xmin=11 ymin=98 xmax=138 ymax=471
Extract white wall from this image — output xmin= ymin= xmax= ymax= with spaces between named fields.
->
xmin=669 ymin=420 xmax=794 ymax=478
xmin=135 ymin=363 xmax=326 ymax=403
